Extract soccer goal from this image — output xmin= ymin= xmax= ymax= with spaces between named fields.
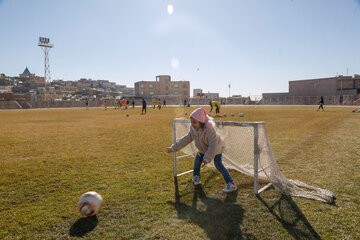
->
xmin=172 ymin=118 xmax=335 ymax=203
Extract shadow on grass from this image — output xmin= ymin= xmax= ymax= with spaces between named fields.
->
xmin=69 ymin=215 xmax=98 ymax=237
xmin=170 ymin=177 xmax=256 ymax=240
xmin=257 ymin=194 xmax=322 ymax=240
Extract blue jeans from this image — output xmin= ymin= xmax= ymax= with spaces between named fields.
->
xmin=193 ymin=153 xmax=233 ymax=184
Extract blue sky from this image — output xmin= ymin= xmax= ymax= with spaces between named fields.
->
xmin=1 ymin=0 xmax=360 ymax=97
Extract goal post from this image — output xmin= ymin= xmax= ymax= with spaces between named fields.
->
xmin=172 ymin=118 xmax=335 ymax=203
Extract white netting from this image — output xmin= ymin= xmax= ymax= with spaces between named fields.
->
xmin=174 ymin=118 xmax=334 ymax=203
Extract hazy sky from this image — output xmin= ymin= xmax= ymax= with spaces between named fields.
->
xmin=1 ymin=0 xmax=360 ymax=97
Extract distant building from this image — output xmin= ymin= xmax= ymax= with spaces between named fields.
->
xmin=193 ymin=88 xmax=203 ymax=98
xmin=203 ymin=92 xmax=219 ymax=99
xmin=0 ymin=86 xmax=12 ymax=93
xmin=1 ymin=69 xmax=131 ymax=101
xmin=192 ymin=88 xmax=219 ymax=99
xmin=262 ymin=75 xmax=360 ymax=105
xmin=289 ymin=75 xmax=360 ymax=96
xmin=117 ymin=85 xmax=134 ymax=97
xmin=263 ymin=75 xmax=360 ymax=98
xmin=19 ymin=67 xmax=34 ymax=78
xmin=0 ymin=74 xmax=11 ymax=89
xmin=249 ymin=95 xmax=262 ymax=102
xmin=9 ymin=68 xmax=44 ymax=94
xmin=262 ymin=92 xmax=289 ymax=98
xmin=134 ymin=75 xmax=190 ymax=100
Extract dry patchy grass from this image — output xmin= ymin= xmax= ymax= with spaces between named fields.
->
xmin=0 ymin=106 xmax=359 ymax=239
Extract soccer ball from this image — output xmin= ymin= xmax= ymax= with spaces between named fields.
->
xmin=239 ymin=113 xmax=244 ymax=117
xmin=126 ymin=113 xmax=129 ymax=117
xmin=223 ymin=113 xmax=227 ymax=117
xmin=231 ymin=113 xmax=234 ymax=116
xmin=185 ymin=112 xmax=188 ymax=115
xmin=78 ymin=191 xmax=103 ymax=217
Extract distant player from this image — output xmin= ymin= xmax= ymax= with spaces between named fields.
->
xmin=163 ymin=99 xmax=166 ymax=107
xmin=142 ymin=98 xmax=147 ymax=114
xmin=85 ymin=100 xmax=89 ymax=110
xmin=209 ymin=101 xmax=221 ymax=115
xmin=122 ymin=99 xmax=127 ymax=110
xmin=317 ymin=96 xmax=324 ymax=111
xmin=153 ymin=99 xmax=156 ymax=109
xmin=166 ymin=108 xmax=237 ymax=193
xmin=132 ymin=100 xmax=135 ymax=109
xmin=104 ymin=100 xmax=107 ymax=111
xmin=114 ymin=100 xmax=117 ymax=109
xmin=184 ymin=99 xmax=187 ymax=107
xmin=157 ymin=99 xmax=161 ymax=110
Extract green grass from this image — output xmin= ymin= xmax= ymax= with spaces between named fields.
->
xmin=0 ymin=106 xmax=359 ymax=239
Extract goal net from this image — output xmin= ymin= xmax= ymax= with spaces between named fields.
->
xmin=173 ymin=118 xmax=334 ymax=203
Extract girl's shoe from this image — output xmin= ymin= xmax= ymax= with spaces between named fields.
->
xmin=192 ymin=175 xmax=201 ymax=186
xmin=222 ymin=182 xmax=237 ymax=193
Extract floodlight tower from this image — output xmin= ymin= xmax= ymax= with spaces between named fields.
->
xmin=38 ymin=37 xmax=53 ymax=97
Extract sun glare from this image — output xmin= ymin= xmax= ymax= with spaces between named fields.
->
xmin=167 ymin=4 xmax=174 ymax=15
xmin=171 ymin=58 xmax=179 ymax=69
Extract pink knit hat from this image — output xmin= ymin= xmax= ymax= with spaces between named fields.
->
xmin=190 ymin=108 xmax=214 ymax=128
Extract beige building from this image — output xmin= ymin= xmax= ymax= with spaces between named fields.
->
xmin=134 ymin=75 xmax=190 ymax=101
xmin=289 ymin=75 xmax=360 ymax=96
xmin=193 ymin=88 xmax=203 ymax=98
xmin=262 ymin=75 xmax=360 ymax=105
xmin=192 ymin=88 xmax=219 ymax=99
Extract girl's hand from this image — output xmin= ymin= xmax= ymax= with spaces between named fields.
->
xmin=166 ymin=147 xmax=172 ymax=153
xmin=202 ymin=161 xmax=207 ymax=166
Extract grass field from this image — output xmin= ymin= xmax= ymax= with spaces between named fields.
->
xmin=0 ymin=106 xmax=359 ymax=239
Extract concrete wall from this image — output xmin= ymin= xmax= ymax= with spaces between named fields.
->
xmin=1 ymin=95 xmax=357 ymax=109
xmin=260 ymin=95 xmax=356 ymax=105
xmin=0 ymin=96 xmax=248 ymax=109
xmin=0 ymin=101 xmax=22 ymax=109
xmin=189 ymin=97 xmax=246 ymax=106
xmin=0 ymin=99 xmax=103 ymax=109
xmin=289 ymin=77 xmax=338 ymax=96
xmin=262 ymin=92 xmax=290 ymax=98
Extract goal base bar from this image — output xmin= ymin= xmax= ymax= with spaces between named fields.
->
xmin=255 ymin=183 xmax=273 ymax=195
xmin=176 ymin=167 xmax=205 ymax=177
xmin=176 ymin=169 xmax=194 ymax=177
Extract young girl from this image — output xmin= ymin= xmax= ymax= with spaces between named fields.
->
xmin=166 ymin=108 xmax=237 ymax=193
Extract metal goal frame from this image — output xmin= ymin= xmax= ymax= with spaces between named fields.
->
xmin=172 ymin=118 xmax=272 ymax=195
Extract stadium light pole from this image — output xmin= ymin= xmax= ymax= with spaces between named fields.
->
xmin=38 ymin=37 xmax=54 ymax=99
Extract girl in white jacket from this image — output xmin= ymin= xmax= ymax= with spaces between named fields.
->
xmin=166 ymin=108 xmax=237 ymax=193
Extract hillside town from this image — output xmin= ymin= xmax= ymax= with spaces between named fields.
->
xmin=1 ymin=67 xmax=359 ymax=109
xmin=0 ymin=68 xmax=249 ymax=109
xmin=0 ymin=67 xmax=134 ymax=101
